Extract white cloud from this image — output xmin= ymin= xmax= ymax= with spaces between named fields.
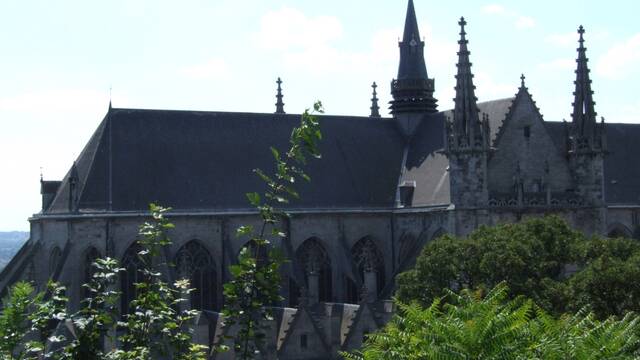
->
xmin=474 ymin=71 xmax=516 ymax=100
xmin=596 ymin=33 xmax=640 ymax=79
xmin=0 ymin=88 xmax=118 ymax=116
xmin=537 ymin=58 xmax=575 ymax=71
xmin=515 ymin=16 xmax=535 ymax=29
xmin=180 ymin=58 xmax=230 ymax=79
xmin=481 ymin=4 xmax=535 ymax=30
xmin=254 ymin=7 xmax=343 ymax=51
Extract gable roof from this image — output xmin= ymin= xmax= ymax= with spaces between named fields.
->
xmin=46 ymin=109 xmax=405 ymax=213
xmin=403 ymin=97 xmax=514 ymax=206
xmin=42 ymin=99 xmax=640 ymax=214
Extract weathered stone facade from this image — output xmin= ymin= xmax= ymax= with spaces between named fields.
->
xmin=1 ymin=1 xmax=639 ymax=358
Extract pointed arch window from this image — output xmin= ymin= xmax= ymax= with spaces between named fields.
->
xmin=296 ymin=238 xmax=332 ymax=303
xmin=175 ymin=240 xmax=217 ymax=311
xmin=351 ymin=237 xmax=385 ymax=299
xmin=120 ymin=243 xmax=146 ymax=315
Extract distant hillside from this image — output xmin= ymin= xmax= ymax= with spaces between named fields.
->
xmin=0 ymin=231 xmax=29 ymax=271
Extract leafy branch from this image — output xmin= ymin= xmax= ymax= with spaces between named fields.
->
xmin=220 ymin=102 xmax=323 ymax=359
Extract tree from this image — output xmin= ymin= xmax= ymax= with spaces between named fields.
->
xmin=397 ymin=216 xmax=581 ymax=313
xmin=344 ymin=283 xmax=640 ymax=360
xmin=0 ymin=282 xmax=36 ymax=359
xmin=219 ymin=102 xmax=323 ymax=359
xmin=110 ymin=204 xmax=207 ymax=360
xmin=396 ymin=215 xmax=640 ymax=318
xmin=0 ymin=205 xmax=206 ymax=360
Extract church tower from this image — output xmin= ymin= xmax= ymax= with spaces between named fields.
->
xmin=569 ymin=26 xmax=606 ymax=205
xmin=444 ymin=18 xmax=491 ymax=208
xmin=389 ymin=0 xmax=438 ymax=138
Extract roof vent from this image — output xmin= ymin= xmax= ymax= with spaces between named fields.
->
xmin=399 ymin=181 xmax=416 ymax=207
xmin=40 ymin=180 xmax=62 ymax=211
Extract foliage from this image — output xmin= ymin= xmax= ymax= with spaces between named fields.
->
xmin=0 ymin=282 xmax=36 ymax=359
xmin=25 ymin=281 xmax=69 ymax=359
xmin=219 ymin=101 xmax=323 ymax=359
xmin=344 ymin=283 xmax=640 ymax=360
xmin=567 ymin=253 xmax=640 ymax=318
xmin=54 ymin=257 xmax=123 ymax=359
xmin=396 ymin=215 xmax=640 ymax=318
xmin=112 ymin=203 xmax=207 ymax=360
xmin=0 ymin=205 xmax=206 ymax=360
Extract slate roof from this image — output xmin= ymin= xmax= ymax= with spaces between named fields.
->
xmin=602 ymin=123 xmax=640 ymax=205
xmin=43 ymin=99 xmax=640 ymax=214
xmin=542 ymin=122 xmax=640 ymax=205
xmin=46 ymin=109 xmax=405 ymax=213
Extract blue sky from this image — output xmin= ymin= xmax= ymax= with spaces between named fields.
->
xmin=0 ymin=0 xmax=638 ymax=230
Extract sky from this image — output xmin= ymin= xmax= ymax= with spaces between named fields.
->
xmin=0 ymin=0 xmax=639 ymax=231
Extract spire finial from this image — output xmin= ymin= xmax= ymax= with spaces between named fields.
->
xmin=578 ymin=25 xmax=585 ymax=47
xmin=370 ymin=82 xmax=381 ymax=118
xmin=109 ymin=86 xmax=112 ymax=109
xmin=275 ymin=77 xmax=285 ymax=114
xmin=520 ymin=74 xmax=526 ymax=89
xmin=459 ymin=17 xmax=467 ymax=38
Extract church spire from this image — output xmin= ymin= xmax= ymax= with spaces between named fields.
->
xmin=390 ymin=0 xmax=437 ymax=116
xmin=275 ymin=77 xmax=285 ymax=114
xmin=451 ymin=17 xmax=482 ymax=148
xmin=571 ymin=26 xmax=598 ymax=147
xmin=370 ymin=82 xmax=381 ymax=118
xmin=399 ymin=0 xmax=425 ymax=80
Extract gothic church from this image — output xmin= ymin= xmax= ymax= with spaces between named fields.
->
xmin=2 ymin=1 xmax=640 ymax=358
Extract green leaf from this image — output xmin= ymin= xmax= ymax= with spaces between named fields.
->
xmin=246 ymin=192 xmax=261 ymax=207
xmin=236 ymin=225 xmax=254 ymax=238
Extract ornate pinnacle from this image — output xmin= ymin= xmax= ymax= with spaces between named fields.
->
xmin=275 ymin=77 xmax=285 ymax=114
xmin=571 ymin=25 xmax=600 ymax=145
xmin=520 ymin=74 xmax=526 ymax=89
xmin=370 ymin=82 xmax=381 ymax=118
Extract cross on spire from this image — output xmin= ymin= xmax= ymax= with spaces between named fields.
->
xmin=459 ymin=16 xmax=467 ymax=38
xmin=520 ymin=74 xmax=526 ymax=89
xmin=370 ymin=82 xmax=381 ymax=118
xmin=275 ymin=77 xmax=285 ymax=114
xmin=578 ymin=25 xmax=585 ymax=46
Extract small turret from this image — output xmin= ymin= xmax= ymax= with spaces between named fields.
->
xmin=275 ymin=77 xmax=285 ymax=114
xmin=370 ymin=82 xmax=381 ymax=118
